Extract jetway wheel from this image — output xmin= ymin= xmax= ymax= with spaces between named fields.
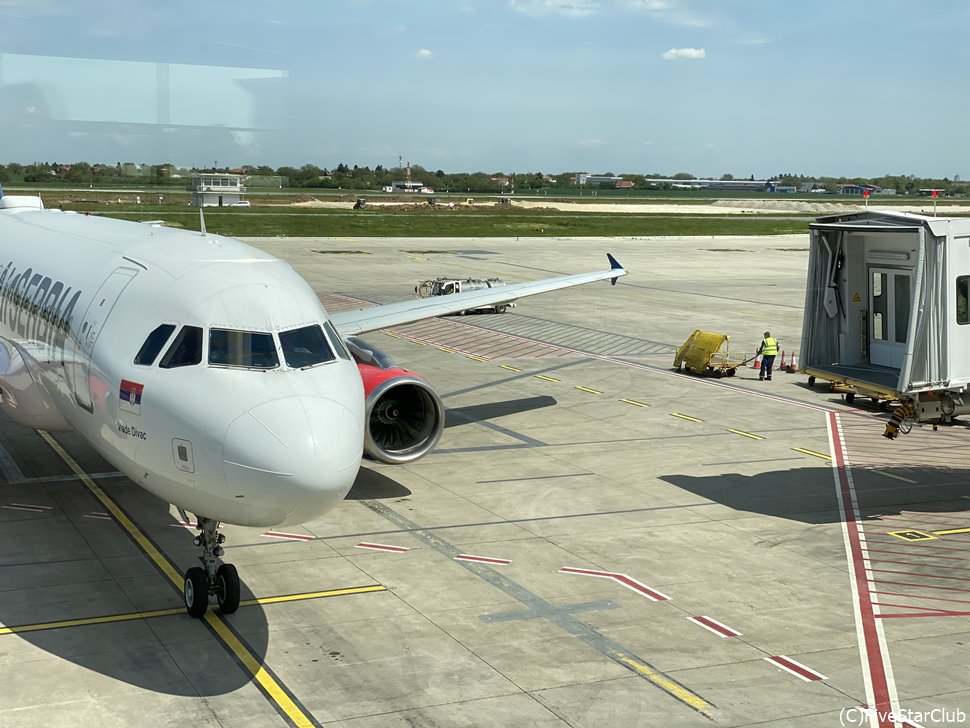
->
xmin=807 ymin=376 xmax=816 ymax=387
xmin=845 ymin=392 xmax=855 ymax=404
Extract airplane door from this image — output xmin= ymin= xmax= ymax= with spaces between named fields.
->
xmin=72 ymin=267 xmax=138 ymax=411
xmin=869 ymin=267 xmax=912 ymax=369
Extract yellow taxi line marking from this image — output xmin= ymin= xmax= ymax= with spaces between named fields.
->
xmin=410 ymin=340 xmax=427 ymax=346
xmin=0 ymin=585 xmax=386 ymax=636
xmin=384 ymin=332 xmax=403 ymax=338
xmin=727 ymin=429 xmax=765 ymax=441
xmin=932 ymin=527 xmax=970 ymax=536
xmin=248 ymin=585 xmax=385 ymax=606
xmin=535 ymin=374 xmax=560 ymax=382
xmin=670 ymin=412 xmax=703 ymax=422
xmin=466 ymin=355 xmax=488 ymax=362
xmin=872 ymin=470 xmax=917 ymax=484
xmin=39 ymin=431 xmax=318 ymax=728
xmin=619 ymin=399 xmax=649 ymax=408
xmin=616 ymin=655 xmax=711 ymax=715
xmin=437 ymin=346 xmax=456 ymax=353
xmin=792 ymin=447 xmax=831 ymax=461
xmin=499 ymin=365 xmax=522 ymax=372
xmin=0 ymin=607 xmax=185 ymax=635
xmin=575 ymin=386 xmax=602 ymax=395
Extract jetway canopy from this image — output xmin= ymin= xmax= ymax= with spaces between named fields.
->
xmin=801 ymin=210 xmax=970 ymax=396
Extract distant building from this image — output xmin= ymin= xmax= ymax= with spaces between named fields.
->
xmin=383 ymin=180 xmax=434 ymax=193
xmin=838 ymin=183 xmax=881 ymax=195
xmin=643 ymin=178 xmax=772 ymax=191
xmin=575 ymin=173 xmax=633 ymax=188
xmin=190 ymin=173 xmax=245 ymax=206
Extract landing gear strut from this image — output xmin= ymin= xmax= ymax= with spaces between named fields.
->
xmin=183 ymin=517 xmax=240 ymax=618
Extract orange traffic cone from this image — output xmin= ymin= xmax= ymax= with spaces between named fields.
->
xmin=751 ymin=353 xmax=761 ymax=369
xmin=788 ymin=351 xmax=798 ymax=373
xmin=777 ymin=350 xmax=787 ymax=371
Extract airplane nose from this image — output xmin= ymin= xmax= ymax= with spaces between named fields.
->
xmin=223 ymin=396 xmax=363 ymax=524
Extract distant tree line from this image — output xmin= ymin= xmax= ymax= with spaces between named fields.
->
xmin=0 ymin=161 xmax=967 ymax=196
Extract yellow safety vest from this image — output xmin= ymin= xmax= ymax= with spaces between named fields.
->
xmin=761 ymin=337 xmax=778 ymax=356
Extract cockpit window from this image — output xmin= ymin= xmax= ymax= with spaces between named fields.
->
xmin=209 ymin=329 xmax=279 ymax=369
xmin=323 ymin=321 xmax=351 ymax=361
xmin=159 ymin=326 xmax=203 ymax=369
xmin=134 ymin=324 xmax=175 ymax=366
xmin=279 ymin=325 xmax=336 ymax=368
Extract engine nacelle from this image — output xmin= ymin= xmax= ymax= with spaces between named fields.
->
xmin=357 ymin=363 xmax=445 ymax=464
xmin=0 ymin=338 xmax=71 ymax=431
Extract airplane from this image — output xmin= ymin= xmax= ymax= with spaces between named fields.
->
xmin=0 ymin=189 xmax=627 ymax=617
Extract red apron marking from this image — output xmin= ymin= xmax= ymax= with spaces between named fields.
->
xmin=765 ymin=655 xmax=827 ymax=682
xmin=829 ymin=411 xmax=896 ymax=726
xmin=355 ymin=542 xmax=410 ymax=553
xmin=559 ymin=566 xmax=670 ymax=601
xmin=454 ymin=554 xmax=511 ymax=565
xmin=262 ymin=530 xmax=314 ymax=542
xmin=688 ymin=615 xmax=741 ymax=638
xmin=172 ymin=521 xmax=198 ymax=529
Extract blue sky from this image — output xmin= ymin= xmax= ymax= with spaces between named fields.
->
xmin=1 ymin=0 xmax=968 ymax=178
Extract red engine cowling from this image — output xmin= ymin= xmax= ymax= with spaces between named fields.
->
xmin=357 ymin=363 xmax=445 ymax=464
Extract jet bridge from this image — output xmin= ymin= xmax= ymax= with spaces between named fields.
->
xmin=801 ymin=210 xmax=970 ymax=428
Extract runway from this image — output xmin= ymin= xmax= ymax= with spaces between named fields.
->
xmin=3 ymin=234 xmax=969 ymax=727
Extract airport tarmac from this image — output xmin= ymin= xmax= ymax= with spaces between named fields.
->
xmin=3 ymin=234 xmax=970 ymax=727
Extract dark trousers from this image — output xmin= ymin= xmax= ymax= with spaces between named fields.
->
xmin=760 ymin=355 xmax=776 ymax=379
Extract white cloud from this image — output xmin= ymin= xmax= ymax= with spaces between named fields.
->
xmin=578 ymin=138 xmax=607 ymax=147
xmin=509 ymin=0 xmax=600 ymax=18
xmin=661 ymin=47 xmax=705 ymax=61
xmin=416 ymin=48 xmax=433 ymax=59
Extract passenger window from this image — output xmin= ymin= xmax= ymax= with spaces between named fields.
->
xmin=209 ymin=329 xmax=279 ymax=369
xmin=280 ymin=325 xmax=336 ymax=368
xmin=159 ymin=326 xmax=203 ymax=368
xmin=134 ymin=324 xmax=175 ymax=365
xmin=323 ymin=321 xmax=351 ymax=361
xmin=958 ymin=276 xmax=969 ymax=325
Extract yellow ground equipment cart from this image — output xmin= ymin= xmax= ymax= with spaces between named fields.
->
xmin=674 ymin=330 xmax=748 ymax=378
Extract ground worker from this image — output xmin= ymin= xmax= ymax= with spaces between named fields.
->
xmin=758 ymin=331 xmax=779 ymax=381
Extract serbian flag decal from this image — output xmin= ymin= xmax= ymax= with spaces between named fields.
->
xmin=119 ymin=379 xmax=145 ymax=415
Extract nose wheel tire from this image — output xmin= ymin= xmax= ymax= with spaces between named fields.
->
xmin=182 ymin=516 xmax=241 ymax=618
xmin=184 ymin=567 xmax=209 ymax=618
xmin=217 ymin=563 xmax=241 ymax=614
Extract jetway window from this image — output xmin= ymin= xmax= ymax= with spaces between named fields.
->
xmin=209 ymin=329 xmax=279 ymax=369
xmin=894 ymin=275 xmax=911 ymax=343
xmin=280 ymin=325 xmax=335 ymax=368
xmin=872 ymin=271 xmax=888 ymax=341
xmin=134 ymin=324 xmax=175 ymax=365
xmin=959 ymin=276 xmax=969 ymax=325
xmin=159 ymin=326 xmax=203 ymax=368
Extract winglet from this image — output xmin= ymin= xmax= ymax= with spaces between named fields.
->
xmin=607 ymin=253 xmax=624 ymax=286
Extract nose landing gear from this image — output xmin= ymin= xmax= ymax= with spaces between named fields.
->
xmin=183 ymin=517 xmax=241 ymax=618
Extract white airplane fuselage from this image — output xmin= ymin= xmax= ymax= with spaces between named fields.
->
xmin=0 ymin=203 xmax=364 ymax=527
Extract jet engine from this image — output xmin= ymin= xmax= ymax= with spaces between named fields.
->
xmin=347 ymin=337 xmax=444 ymax=464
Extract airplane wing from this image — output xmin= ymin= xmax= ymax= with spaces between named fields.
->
xmin=330 ymin=254 xmax=627 ymax=337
